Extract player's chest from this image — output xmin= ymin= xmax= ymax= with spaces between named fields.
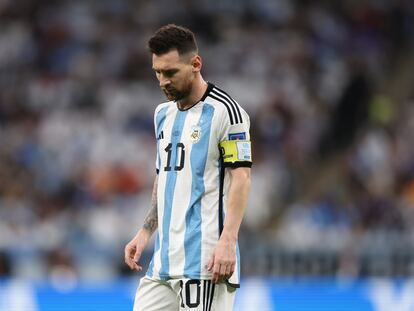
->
xmin=160 ymin=108 xmax=217 ymax=145
xmin=157 ymin=108 xmax=219 ymax=167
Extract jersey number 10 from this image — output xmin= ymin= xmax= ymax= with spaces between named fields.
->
xmin=164 ymin=142 xmax=185 ymax=171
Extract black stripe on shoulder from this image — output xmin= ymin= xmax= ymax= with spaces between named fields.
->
xmin=213 ymin=87 xmax=243 ymax=123
xmin=208 ymin=93 xmax=235 ymax=125
xmin=211 ymin=89 xmax=239 ymax=124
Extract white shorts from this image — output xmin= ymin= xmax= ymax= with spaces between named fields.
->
xmin=133 ymin=276 xmax=236 ymax=311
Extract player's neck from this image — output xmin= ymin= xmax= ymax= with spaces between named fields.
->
xmin=177 ymin=76 xmax=207 ymax=110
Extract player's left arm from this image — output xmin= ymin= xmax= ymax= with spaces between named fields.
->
xmin=208 ymin=167 xmax=251 ymax=283
xmin=208 ymin=99 xmax=252 ymax=283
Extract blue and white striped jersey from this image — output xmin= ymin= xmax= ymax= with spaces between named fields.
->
xmin=146 ymin=82 xmax=252 ymax=287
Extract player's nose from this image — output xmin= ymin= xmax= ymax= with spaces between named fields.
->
xmin=159 ymin=75 xmax=171 ymax=87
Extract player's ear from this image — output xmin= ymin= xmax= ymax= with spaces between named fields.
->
xmin=191 ymin=55 xmax=202 ymax=73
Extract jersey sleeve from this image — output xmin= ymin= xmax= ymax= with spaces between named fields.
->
xmin=218 ymin=104 xmax=252 ymax=168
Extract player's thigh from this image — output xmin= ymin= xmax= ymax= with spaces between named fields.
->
xmin=133 ymin=276 xmax=179 ymax=311
xmin=170 ymin=279 xmax=236 ymax=311
xmin=212 ymin=283 xmax=236 ymax=311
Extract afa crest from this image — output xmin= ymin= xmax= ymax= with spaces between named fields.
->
xmin=190 ymin=125 xmax=201 ymax=143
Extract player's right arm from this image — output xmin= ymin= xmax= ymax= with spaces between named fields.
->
xmin=124 ymin=175 xmax=158 ymax=271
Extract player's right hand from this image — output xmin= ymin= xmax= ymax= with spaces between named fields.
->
xmin=125 ymin=229 xmax=152 ymax=272
xmin=124 ymin=237 xmax=143 ymax=272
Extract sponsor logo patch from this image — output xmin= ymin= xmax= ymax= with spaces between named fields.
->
xmin=228 ymin=132 xmax=246 ymax=140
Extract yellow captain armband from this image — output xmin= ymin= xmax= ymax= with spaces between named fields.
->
xmin=219 ymin=140 xmax=252 ymax=168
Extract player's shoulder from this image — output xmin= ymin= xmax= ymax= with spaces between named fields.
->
xmin=203 ymin=82 xmax=248 ymax=125
xmin=154 ymin=100 xmax=174 ymax=115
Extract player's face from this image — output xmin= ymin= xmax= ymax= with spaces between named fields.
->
xmin=152 ymin=50 xmax=195 ymax=102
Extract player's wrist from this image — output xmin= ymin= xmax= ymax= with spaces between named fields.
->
xmin=137 ymin=228 xmax=152 ymax=240
xmin=219 ymin=231 xmax=238 ymax=244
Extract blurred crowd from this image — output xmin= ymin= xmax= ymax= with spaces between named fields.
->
xmin=1 ymin=0 xmax=414 ymax=281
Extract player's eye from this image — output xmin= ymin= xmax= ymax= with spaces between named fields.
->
xmin=164 ymin=70 xmax=178 ymax=78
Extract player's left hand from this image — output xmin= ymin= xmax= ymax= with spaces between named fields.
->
xmin=207 ymin=237 xmax=236 ymax=283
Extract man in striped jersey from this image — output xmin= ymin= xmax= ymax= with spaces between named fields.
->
xmin=124 ymin=24 xmax=252 ymax=311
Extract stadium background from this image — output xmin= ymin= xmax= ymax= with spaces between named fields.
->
xmin=1 ymin=0 xmax=414 ymax=310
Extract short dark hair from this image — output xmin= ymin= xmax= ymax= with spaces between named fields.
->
xmin=148 ymin=24 xmax=198 ymax=56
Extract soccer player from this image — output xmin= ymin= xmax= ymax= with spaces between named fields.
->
xmin=124 ymin=24 xmax=252 ymax=311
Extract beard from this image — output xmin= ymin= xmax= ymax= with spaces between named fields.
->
xmin=162 ymin=83 xmax=192 ymax=102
